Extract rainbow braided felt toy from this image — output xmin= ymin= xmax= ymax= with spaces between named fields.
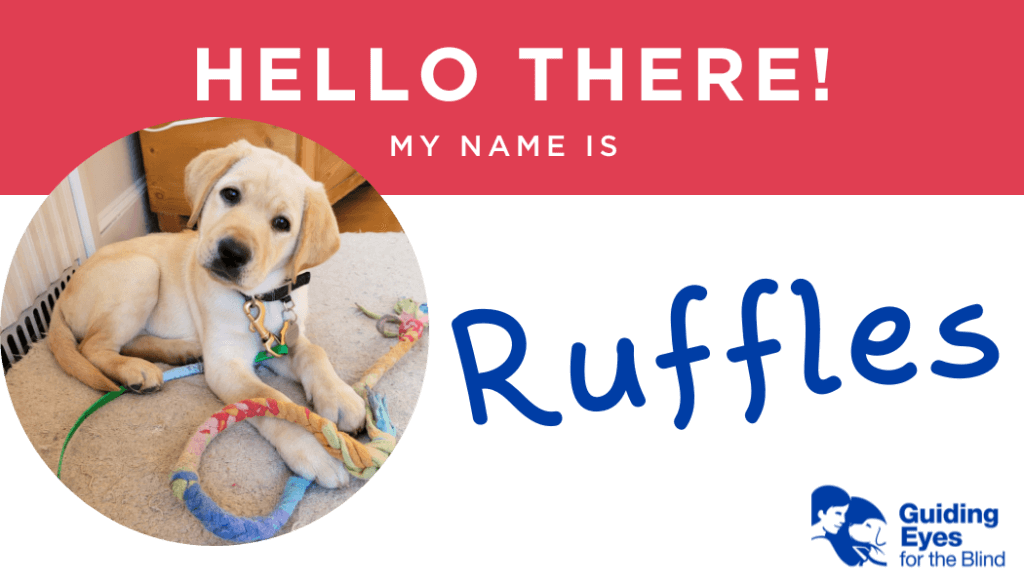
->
xmin=354 ymin=298 xmax=429 ymax=437
xmin=169 ymin=299 xmax=427 ymax=543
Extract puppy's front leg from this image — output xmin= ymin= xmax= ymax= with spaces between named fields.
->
xmin=287 ymin=334 xmax=366 ymax=434
xmin=204 ymin=358 xmax=351 ymax=488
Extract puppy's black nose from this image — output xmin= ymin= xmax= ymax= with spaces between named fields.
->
xmin=216 ymin=238 xmax=251 ymax=271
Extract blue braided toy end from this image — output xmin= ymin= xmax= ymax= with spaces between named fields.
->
xmin=171 ymin=471 xmax=312 ymax=543
xmin=368 ymin=391 xmax=396 ymax=436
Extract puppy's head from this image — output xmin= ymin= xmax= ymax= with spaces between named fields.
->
xmin=184 ymin=139 xmax=340 ymax=292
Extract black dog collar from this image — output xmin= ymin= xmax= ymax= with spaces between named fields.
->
xmin=241 ymin=271 xmax=311 ymax=303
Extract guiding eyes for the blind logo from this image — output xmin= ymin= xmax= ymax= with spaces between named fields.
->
xmin=812 ymin=485 xmax=888 ymax=567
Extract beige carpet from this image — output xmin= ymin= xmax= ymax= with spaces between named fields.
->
xmin=3 ymin=232 xmax=426 ymax=545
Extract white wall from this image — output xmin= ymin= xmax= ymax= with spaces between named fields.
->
xmin=76 ymin=134 xmax=151 ymax=249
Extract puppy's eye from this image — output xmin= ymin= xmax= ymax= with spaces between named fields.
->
xmin=272 ymin=216 xmax=291 ymax=232
xmin=220 ymin=188 xmax=241 ymax=204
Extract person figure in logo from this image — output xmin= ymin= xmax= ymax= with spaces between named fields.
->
xmin=810 ymin=485 xmax=850 ymax=565
xmin=811 ymin=485 xmax=850 ymax=539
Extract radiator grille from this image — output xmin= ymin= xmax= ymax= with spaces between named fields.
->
xmin=1 ymin=266 xmax=76 ymax=371
xmin=2 ymin=180 xmax=87 ymax=372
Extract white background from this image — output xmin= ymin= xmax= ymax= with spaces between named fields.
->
xmin=2 ymin=194 xmax=1020 ymax=583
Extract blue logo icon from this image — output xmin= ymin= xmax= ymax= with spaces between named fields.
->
xmin=812 ymin=485 xmax=888 ymax=566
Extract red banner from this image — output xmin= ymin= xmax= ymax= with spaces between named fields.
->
xmin=1 ymin=0 xmax=1021 ymax=194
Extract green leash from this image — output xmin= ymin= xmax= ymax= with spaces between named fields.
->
xmin=57 ymin=344 xmax=287 ymax=479
xmin=57 ymin=386 xmax=127 ymax=478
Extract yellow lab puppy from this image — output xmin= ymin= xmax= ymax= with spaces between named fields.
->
xmin=49 ymin=139 xmax=364 ymax=488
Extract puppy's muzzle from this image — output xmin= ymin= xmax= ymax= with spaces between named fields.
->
xmin=208 ymin=237 xmax=251 ymax=280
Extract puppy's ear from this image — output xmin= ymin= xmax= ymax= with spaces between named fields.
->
xmin=291 ymin=181 xmax=340 ymax=279
xmin=184 ymin=139 xmax=254 ymax=228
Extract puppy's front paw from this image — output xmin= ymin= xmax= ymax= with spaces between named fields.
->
xmin=278 ymin=430 xmax=351 ymax=489
xmin=312 ymin=379 xmax=365 ymax=435
xmin=117 ymin=358 xmax=164 ymax=393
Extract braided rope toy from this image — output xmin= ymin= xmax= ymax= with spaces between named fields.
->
xmin=168 ymin=299 xmax=428 ymax=543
